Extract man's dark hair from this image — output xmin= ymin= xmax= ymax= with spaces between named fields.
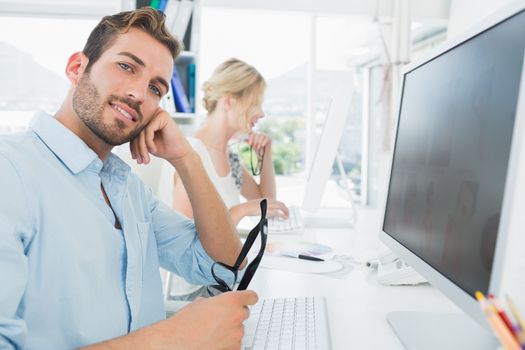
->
xmin=83 ymin=7 xmax=181 ymax=72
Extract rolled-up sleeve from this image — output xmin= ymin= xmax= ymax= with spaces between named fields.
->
xmin=149 ymin=193 xmax=221 ymax=286
xmin=0 ymin=154 xmax=33 ymax=349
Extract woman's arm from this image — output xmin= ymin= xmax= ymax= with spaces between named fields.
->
xmin=173 ymin=173 xmax=287 ymax=225
xmin=230 ymin=198 xmax=289 ymax=225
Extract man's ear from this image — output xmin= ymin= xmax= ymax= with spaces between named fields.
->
xmin=65 ymin=52 xmax=89 ymax=85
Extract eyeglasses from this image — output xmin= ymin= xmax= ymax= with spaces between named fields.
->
xmin=230 ymin=140 xmax=266 ymax=177
xmin=249 ymin=146 xmax=265 ymax=176
xmin=208 ymin=199 xmax=268 ymax=295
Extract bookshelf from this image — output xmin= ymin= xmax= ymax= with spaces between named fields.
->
xmin=136 ymin=0 xmax=201 ymax=131
xmin=173 ymin=50 xmax=196 ymax=115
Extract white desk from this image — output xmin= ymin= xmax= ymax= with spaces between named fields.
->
xmin=249 ymin=208 xmax=462 ymax=349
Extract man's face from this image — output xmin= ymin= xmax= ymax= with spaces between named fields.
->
xmin=72 ymin=28 xmax=173 ymax=146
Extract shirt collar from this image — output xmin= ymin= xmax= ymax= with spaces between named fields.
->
xmin=29 ymin=111 xmax=131 ymax=177
xmin=103 ymin=153 xmax=132 ymax=179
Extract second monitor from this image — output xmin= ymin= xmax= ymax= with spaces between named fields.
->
xmin=301 ymin=85 xmax=357 ymax=227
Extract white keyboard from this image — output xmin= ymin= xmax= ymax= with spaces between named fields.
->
xmin=242 ymin=296 xmax=331 ymax=350
xmin=267 ymin=206 xmax=304 ymax=234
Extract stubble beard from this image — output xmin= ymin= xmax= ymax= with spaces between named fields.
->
xmin=72 ymin=73 xmax=144 ymax=146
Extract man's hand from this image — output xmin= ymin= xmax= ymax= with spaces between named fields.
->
xmin=156 ymin=290 xmax=258 ymax=349
xmin=130 ymin=107 xmax=191 ymax=165
xmin=82 ymin=290 xmax=258 ymax=349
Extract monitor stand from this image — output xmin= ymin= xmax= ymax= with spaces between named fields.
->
xmin=387 ymin=311 xmax=499 ymax=350
xmin=303 ymin=207 xmax=355 ymax=228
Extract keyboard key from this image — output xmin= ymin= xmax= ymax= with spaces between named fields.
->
xmin=242 ymin=296 xmax=330 ymax=349
xmin=267 ymin=206 xmax=304 ymax=234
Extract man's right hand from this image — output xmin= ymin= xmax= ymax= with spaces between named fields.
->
xmin=83 ymin=290 xmax=258 ymax=349
xmin=155 ymin=290 xmax=258 ymax=349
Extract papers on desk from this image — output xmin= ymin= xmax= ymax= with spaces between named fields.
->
xmin=261 ymin=255 xmax=342 ymax=274
xmin=259 ymin=241 xmax=355 ymax=278
xmin=259 ymin=255 xmax=355 ymax=278
xmin=265 ymin=241 xmax=334 ymax=259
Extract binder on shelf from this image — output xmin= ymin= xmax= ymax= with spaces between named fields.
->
xmin=171 ymin=0 xmax=194 ymax=41
xmin=171 ymin=68 xmax=192 ymax=113
xmin=158 ymin=0 xmax=168 ymax=12
xmin=136 ymin=0 xmax=151 ymax=8
xmin=163 ymin=0 xmax=179 ymax=29
xmin=149 ymin=0 xmax=160 ymax=9
xmin=187 ymin=63 xmax=196 ymax=112
xmin=182 ymin=12 xmax=193 ymax=51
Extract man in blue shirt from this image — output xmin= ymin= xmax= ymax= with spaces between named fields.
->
xmin=0 ymin=7 xmax=257 ymax=349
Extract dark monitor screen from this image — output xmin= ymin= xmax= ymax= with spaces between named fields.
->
xmin=383 ymin=10 xmax=525 ymax=297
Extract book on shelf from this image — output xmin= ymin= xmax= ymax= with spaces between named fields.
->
xmin=171 ymin=0 xmax=194 ymax=42
xmin=157 ymin=0 xmax=168 ymax=11
xmin=187 ymin=63 xmax=196 ymax=112
xmin=163 ymin=0 xmax=179 ymax=29
xmin=149 ymin=0 xmax=160 ymax=9
xmin=171 ymin=68 xmax=192 ymax=113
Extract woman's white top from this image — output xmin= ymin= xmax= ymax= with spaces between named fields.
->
xmin=187 ymin=137 xmax=242 ymax=208
xmin=157 ymin=137 xmax=242 ymax=209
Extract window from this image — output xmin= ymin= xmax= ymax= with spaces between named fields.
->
xmin=362 ymin=20 xmax=447 ymax=207
xmin=199 ymin=7 xmax=311 ymax=205
xmin=0 ymin=15 xmax=103 ymax=132
xmin=313 ymin=15 xmax=385 ymax=206
xmin=199 ymin=8 xmax=378 ymax=208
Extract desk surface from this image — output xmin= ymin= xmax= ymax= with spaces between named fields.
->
xmin=249 ymin=207 xmax=462 ymax=349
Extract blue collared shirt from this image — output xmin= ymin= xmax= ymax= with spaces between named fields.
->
xmin=0 ymin=111 xmax=223 ymax=349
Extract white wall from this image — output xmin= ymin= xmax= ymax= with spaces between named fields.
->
xmin=0 ymin=0 xmax=123 ymax=16
xmin=202 ymin=0 xmax=450 ymax=21
xmin=448 ymin=0 xmax=516 ymax=37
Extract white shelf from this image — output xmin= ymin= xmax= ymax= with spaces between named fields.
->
xmin=178 ymin=50 xmax=195 ymax=59
xmin=172 ymin=113 xmax=201 ymax=136
xmin=172 ymin=112 xmax=195 ymax=120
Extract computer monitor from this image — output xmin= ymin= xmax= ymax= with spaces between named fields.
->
xmin=302 ymin=85 xmax=354 ymax=216
xmin=379 ymin=2 xmax=525 ymax=348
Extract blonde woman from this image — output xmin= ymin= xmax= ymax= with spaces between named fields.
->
xmin=172 ymin=58 xmax=289 ymax=224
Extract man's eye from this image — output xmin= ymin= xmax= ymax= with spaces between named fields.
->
xmin=150 ymin=84 xmax=161 ymax=96
xmin=118 ymin=63 xmax=132 ymax=72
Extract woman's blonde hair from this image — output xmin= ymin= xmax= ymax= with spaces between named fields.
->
xmin=202 ymin=58 xmax=266 ymax=123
